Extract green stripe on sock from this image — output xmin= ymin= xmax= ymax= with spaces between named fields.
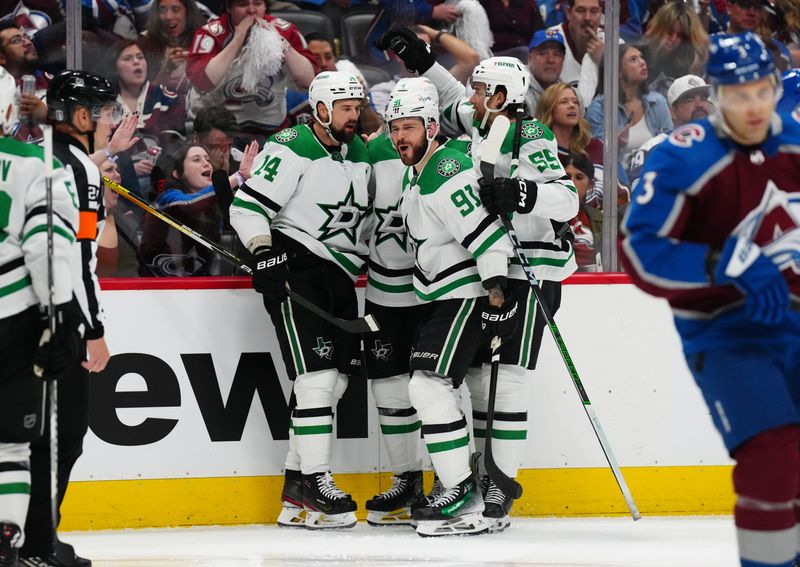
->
xmin=473 ymin=428 xmax=527 ymax=440
xmin=292 ymin=424 xmax=333 ymax=435
xmin=0 ymin=482 xmax=30 ymax=495
xmin=380 ymin=421 xmax=422 ymax=434
xmin=426 ymin=435 xmax=469 ymax=454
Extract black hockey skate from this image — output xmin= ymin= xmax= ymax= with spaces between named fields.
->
xmin=366 ymin=470 xmax=424 ymax=526
xmin=481 ymin=475 xmax=513 ymax=533
xmin=412 ymin=474 xmax=491 ymax=537
xmin=277 ymin=469 xmax=306 ymax=528
xmin=0 ymin=523 xmax=21 ymax=567
xmin=410 ymin=474 xmax=444 ymax=527
xmin=303 ymin=472 xmax=357 ymax=529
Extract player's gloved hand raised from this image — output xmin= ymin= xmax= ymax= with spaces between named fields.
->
xmin=712 ymin=237 xmax=789 ymax=325
xmin=479 ymin=279 xmax=520 ymax=343
xmin=252 ymin=246 xmax=289 ymax=302
xmin=478 ymin=177 xmax=537 ymax=216
xmin=375 ymin=28 xmax=436 ymax=74
xmin=33 ymin=300 xmax=83 ymax=381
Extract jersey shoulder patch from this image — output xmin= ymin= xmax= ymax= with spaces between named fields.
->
xmin=271 ymin=17 xmax=292 ymax=31
xmin=205 ymin=20 xmax=225 ymax=36
xmin=268 ymin=125 xmax=327 ymax=160
xmin=520 ymin=119 xmax=553 ymax=142
xmin=418 ymin=147 xmax=474 ymax=196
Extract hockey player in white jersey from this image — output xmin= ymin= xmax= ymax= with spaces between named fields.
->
xmin=378 ymin=31 xmax=579 ymax=532
xmin=386 ymin=90 xmax=516 ymax=537
xmin=0 ymin=69 xmax=81 ymax=566
xmin=364 ymin=76 xmax=472 ymax=525
xmin=229 ymin=71 xmax=370 ymax=530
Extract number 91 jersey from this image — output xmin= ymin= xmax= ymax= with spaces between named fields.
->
xmin=230 ymin=124 xmax=372 ymax=281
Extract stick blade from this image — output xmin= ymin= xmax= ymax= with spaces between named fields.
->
xmin=482 ymin=115 xmax=511 ymax=170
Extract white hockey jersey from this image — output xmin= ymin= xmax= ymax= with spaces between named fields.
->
xmin=366 ymin=134 xmax=475 ymax=307
xmin=400 ymin=145 xmax=513 ymax=302
xmin=230 ymin=124 xmax=371 ymax=280
xmin=424 ymin=62 xmax=579 ymax=282
xmin=0 ymin=138 xmax=78 ymax=319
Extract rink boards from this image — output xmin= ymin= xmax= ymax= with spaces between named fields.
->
xmin=61 ymin=275 xmax=734 ymax=530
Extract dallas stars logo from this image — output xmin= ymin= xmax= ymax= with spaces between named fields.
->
xmin=318 ymin=184 xmax=368 ymax=244
xmin=275 ymin=128 xmax=298 ymax=143
xmin=522 ymin=123 xmax=543 ymax=140
xmin=371 ymin=340 xmax=393 ymax=361
xmin=437 ymin=158 xmax=461 ymax=177
xmin=312 ymin=337 xmax=334 ymax=360
xmin=374 ymin=203 xmax=407 ymax=250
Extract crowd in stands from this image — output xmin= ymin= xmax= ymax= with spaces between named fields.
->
xmin=0 ymin=0 xmax=798 ymax=275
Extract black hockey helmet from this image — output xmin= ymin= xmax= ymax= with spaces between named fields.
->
xmin=47 ymin=70 xmax=122 ymax=123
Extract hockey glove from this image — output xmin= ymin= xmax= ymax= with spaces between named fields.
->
xmin=479 ymin=282 xmax=520 ymax=344
xmin=376 ymin=28 xmax=436 ymax=74
xmin=33 ymin=300 xmax=83 ymax=381
xmin=712 ymin=237 xmax=789 ymax=325
xmin=252 ymin=246 xmax=289 ymax=302
xmin=478 ymin=177 xmax=537 ymax=216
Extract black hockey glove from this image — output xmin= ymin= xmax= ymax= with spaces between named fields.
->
xmin=33 ymin=300 xmax=83 ymax=381
xmin=479 ymin=279 xmax=520 ymax=344
xmin=376 ymin=28 xmax=436 ymax=74
xmin=252 ymin=246 xmax=289 ymax=302
xmin=478 ymin=177 xmax=537 ymax=216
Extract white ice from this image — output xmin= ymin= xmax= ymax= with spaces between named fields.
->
xmin=63 ymin=516 xmax=740 ymax=566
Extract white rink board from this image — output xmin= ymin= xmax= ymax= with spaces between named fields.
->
xmin=72 ymin=283 xmax=732 ymax=482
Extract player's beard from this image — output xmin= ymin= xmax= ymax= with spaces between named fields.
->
xmin=399 ymin=138 xmax=428 ymax=166
xmin=330 ymin=122 xmax=357 ymax=144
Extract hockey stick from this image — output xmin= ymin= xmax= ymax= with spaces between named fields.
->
xmin=479 ymin=119 xmax=524 ymax=500
xmin=482 ymin=115 xmax=641 ymax=521
xmin=43 ymin=124 xmax=60 ymax=544
xmin=101 ymin=177 xmax=380 ymax=334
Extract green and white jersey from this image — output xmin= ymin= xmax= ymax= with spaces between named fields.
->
xmin=424 ymin=62 xmax=579 ymax=282
xmin=230 ymin=124 xmax=371 ymax=281
xmin=0 ymin=138 xmax=78 ymax=319
xmin=400 ymin=145 xmax=512 ymax=303
xmin=366 ymin=133 xmax=476 ymax=307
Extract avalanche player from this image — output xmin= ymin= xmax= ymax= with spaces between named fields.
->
xmin=622 ymin=32 xmax=800 ymax=567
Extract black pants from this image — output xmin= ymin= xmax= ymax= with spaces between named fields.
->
xmin=21 ymin=350 xmax=90 ymax=557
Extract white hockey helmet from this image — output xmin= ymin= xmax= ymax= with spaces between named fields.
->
xmin=390 ymin=77 xmax=439 ymax=106
xmin=385 ymin=91 xmax=440 ymax=165
xmin=308 ymin=71 xmax=364 ymax=134
xmin=471 ymin=56 xmax=530 ymax=126
xmin=0 ymin=67 xmax=18 ymax=136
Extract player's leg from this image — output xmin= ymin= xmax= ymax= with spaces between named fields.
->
xmin=407 ymin=298 xmax=491 ymax=537
xmin=0 ymin=307 xmax=44 ymax=567
xmin=688 ymin=344 xmax=800 ymax=567
xmin=364 ymin=301 xmax=426 ymax=526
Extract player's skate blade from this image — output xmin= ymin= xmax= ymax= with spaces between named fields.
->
xmin=487 ymin=515 xmax=511 ymax=533
xmin=415 ymin=513 xmax=491 ymax=537
xmin=366 ymin=507 xmax=413 ymax=526
xmin=277 ymin=504 xmax=307 ymax=528
xmin=305 ymin=510 xmax=357 ymax=529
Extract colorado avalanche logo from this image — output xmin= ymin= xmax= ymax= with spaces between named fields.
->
xmin=275 ymin=128 xmax=298 ymax=143
xmin=437 ymin=158 xmax=461 ymax=177
xmin=522 ymin=123 xmax=543 ymax=140
xmin=222 ymin=77 xmax=276 ymax=106
xmin=669 ymin=123 xmax=706 ymax=148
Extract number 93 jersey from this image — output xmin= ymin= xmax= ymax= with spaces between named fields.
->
xmin=230 ymin=124 xmax=372 ymax=281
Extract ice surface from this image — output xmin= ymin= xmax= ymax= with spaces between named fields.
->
xmin=63 ymin=516 xmax=739 ymax=567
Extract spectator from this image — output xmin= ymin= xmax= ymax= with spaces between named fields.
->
xmin=626 ymin=74 xmax=712 ymax=188
xmin=546 ymin=0 xmax=603 ymax=94
xmin=191 ymin=105 xmax=239 ymax=173
xmin=726 ymin=0 xmax=764 ymax=33
xmin=525 ymin=27 xmax=596 ymax=112
xmin=774 ymin=0 xmax=800 ymax=66
xmin=288 ymin=32 xmax=383 ymax=133
xmin=586 ymin=44 xmax=672 ymax=164
xmin=0 ymin=21 xmax=49 ymax=138
xmin=138 ymin=0 xmax=207 ymax=93
xmin=478 ymin=0 xmax=544 ymax=61
xmin=185 ymin=0 xmax=316 ymax=140
xmin=139 ymin=142 xmax=256 ymax=276
xmin=564 ymin=152 xmax=598 ymax=271
xmin=639 ymin=1 xmax=709 ymax=96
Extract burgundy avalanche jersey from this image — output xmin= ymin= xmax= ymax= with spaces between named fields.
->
xmin=621 ymin=111 xmax=800 ymax=353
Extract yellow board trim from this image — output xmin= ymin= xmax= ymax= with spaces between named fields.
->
xmin=60 ymin=466 xmax=735 ymax=531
